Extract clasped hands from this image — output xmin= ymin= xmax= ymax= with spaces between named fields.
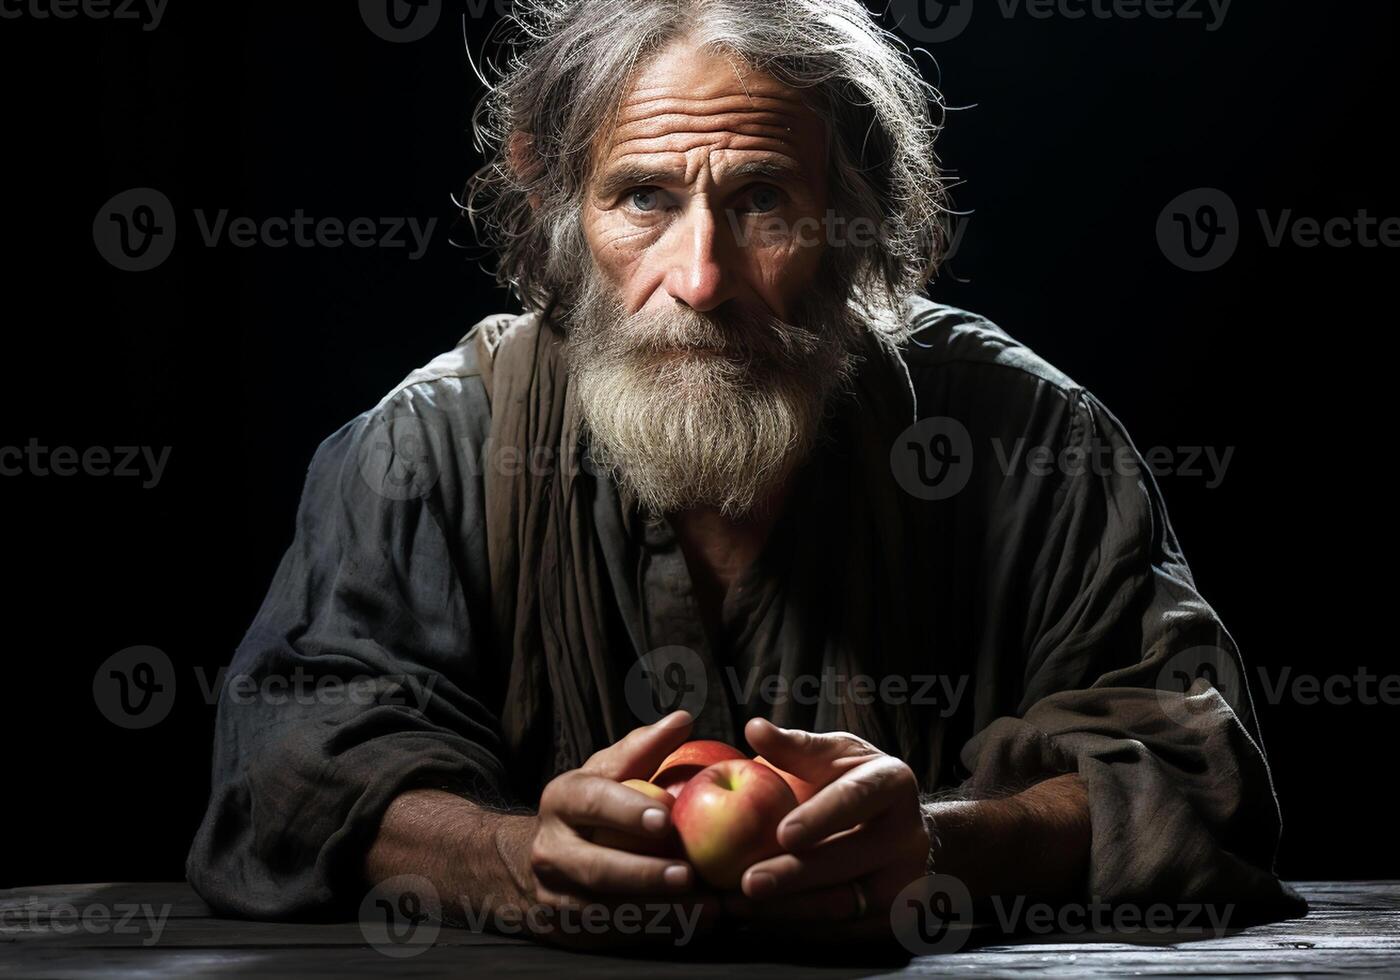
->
xmin=525 ymin=710 xmax=931 ymax=944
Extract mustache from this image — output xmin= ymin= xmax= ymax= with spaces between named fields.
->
xmin=611 ymin=303 xmax=827 ymax=366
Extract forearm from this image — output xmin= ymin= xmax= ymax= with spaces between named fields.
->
xmin=923 ymin=773 xmax=1091 ymax=903
xmin=364 ymin=788 xmax=539 ymax=926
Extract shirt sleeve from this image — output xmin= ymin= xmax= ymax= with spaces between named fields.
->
xmin=956 ymin=384 xmax=1306 ymax=917
xmin=186 ymin=379 xmax=510 ymax=919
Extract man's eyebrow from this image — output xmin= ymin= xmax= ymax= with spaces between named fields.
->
xmin=721 ymin=160 xmax=808 ymax=185
xmin=592 ymin=159 xmax=810 ymax=200
xmin=593 ymin=164 xmax=681 ymax=200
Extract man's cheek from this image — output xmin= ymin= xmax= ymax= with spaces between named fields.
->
xmin=585 ymin=207 xmax=651 ymax=258
xmin=752 ymin=239 xmax=826 ymax=316
xmin=591 ymin=225 xmax=659 ymax=262
xmin=740 ymin=212 xmax=808 ymax=252
xmin=588 ymin=237 xmax=658 ymax=308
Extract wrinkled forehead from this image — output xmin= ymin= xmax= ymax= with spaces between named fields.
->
xmin=591 ymin=39 xmax=828 ymax=185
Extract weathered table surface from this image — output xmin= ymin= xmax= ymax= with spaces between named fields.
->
xmin=2 ymin=881 xmax=1395 ymax=978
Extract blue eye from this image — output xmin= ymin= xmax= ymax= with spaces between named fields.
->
xmin=748 ymin=185 xmax=782 ymax=213
xmin=631 ymin=190 xmax=660 ymax=212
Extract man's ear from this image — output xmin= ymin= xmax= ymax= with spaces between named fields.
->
xmin=507 ymin=131 xmax=544 ymax=211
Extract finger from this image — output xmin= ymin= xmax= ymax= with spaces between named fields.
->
xmin=533 ymin=884 xmax=719 ymax=915
xmin=778 ymin=755 xmax=917 ymax=851
xmin=741 ymin=825 xmax=881 ymax=899
xmin=542 ymin=774 xmax=675 ymax=836
xmin=532 ymin=836 xmax=694 ymax=895
xmin=743 ymin=718 xmax=877 ymax=785
xmin=583 ymin=710 xmax=694 ymax=781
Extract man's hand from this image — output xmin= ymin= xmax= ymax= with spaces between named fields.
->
xmin=528 ymin=709 xmax=701 ymax=907
xmin=723 ymin=719 xmax=1093 ymax=940
xmin=725 ymin=718 xmax=931 ymax=935
xmin=366 ymin=709 xmax=719 ymax=950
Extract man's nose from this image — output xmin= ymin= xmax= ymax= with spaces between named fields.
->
xmin=662 ymin=206 xmax=737 ymax=312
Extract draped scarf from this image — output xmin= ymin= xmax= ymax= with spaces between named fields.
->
xmin=478 ymin=314 xmax=943 ymax=796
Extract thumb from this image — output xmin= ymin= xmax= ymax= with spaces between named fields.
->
xmin=744 ymin=718 xmax=876 ymax=785
xmin=584 ymin=710 xmax=694 ymax=781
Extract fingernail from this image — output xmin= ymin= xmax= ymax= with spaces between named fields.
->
xmin=779 ymin=819 xmax=805 ymax=848
xmin=664 ymin=864 xmax=690 ymax=888
xmin=746 ymin=871 xmax=777 ymax=898
xmin=661 ymin=710 xmax=691 ymax=728
xmin=642 ymin=807 xmax=668 ymax=832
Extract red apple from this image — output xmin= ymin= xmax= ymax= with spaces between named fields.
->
xmin=649 ymin=740 xmax=746 ymax=798
xmin=754 ymin=755 xmax=819 ymax=804
xmin=592 ymin=779 xmax=679 ymax=856
xmin=671 ymin=758 xmax=798 ymax=889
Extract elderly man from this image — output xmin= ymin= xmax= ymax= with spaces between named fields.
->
xmin=188 ymin=0 xmax=1301 ymax=946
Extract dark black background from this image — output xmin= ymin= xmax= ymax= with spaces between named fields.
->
xmin=2 ymin=1 xmax=1392 ymax=888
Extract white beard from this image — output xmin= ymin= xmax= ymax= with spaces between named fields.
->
xmin=563 ymin=271 xmax=864 ymax=518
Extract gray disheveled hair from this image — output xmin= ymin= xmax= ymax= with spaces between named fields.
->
xmin=464 ymin=0 xmax=949 ymax=327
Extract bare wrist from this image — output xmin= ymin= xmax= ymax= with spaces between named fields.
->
xmin=365 ymin=789 xmax=540 ymax=928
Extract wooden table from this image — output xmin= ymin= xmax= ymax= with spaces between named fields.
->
xmin=2 ymin=881 xmax=1395 ymax=977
